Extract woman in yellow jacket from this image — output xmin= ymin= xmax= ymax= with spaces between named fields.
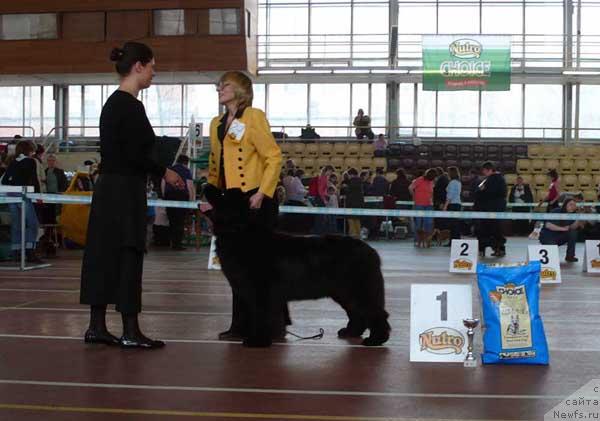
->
xmin=207 ymin=71 xmax=283 ymax=340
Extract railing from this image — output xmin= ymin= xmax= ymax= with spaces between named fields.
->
xmin=0 ymin=126 xmax=36 ymax=139
xmin=258 ymin=33 xmax=600 ymax=69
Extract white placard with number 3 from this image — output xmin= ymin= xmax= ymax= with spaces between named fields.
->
xmin=528 ymin=244 xmax=561 ymax=284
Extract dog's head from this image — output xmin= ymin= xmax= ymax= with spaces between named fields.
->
xmin=202 ymin=184 xmax=254 ymax=235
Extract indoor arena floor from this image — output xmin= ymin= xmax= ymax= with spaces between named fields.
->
xmin=0 ymin=238 xmax=597 ymax=420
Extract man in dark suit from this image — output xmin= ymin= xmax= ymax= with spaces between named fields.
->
xmin=474 ymin=161 xmax=508 ymax=257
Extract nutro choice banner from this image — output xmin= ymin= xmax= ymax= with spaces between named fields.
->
xmin=422 ymin=35 xmax=511 ymax=91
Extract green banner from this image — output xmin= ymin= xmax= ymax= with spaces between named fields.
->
xmin=422 ymin=36 xmax=511 ymax=91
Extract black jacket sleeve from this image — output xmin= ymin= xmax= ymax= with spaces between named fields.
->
xmin=121 ymin=102 xmax=166 ymax=178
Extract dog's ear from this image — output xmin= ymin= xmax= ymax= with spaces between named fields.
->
xmin=203 ymin=184 xmax=223 ymax=208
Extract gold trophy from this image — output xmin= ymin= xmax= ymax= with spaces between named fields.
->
xmin=462 ymin=318 xmax=480 ymax=368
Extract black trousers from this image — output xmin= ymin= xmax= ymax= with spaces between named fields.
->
xmin=166 ymin=207 xmax=187 ymax=247
xmin=447 ymin=204 xmax=462 ymax=239
xmin=477 ymin=219 xmax=506 ymax=252
xmin=224 ymin=188 xmax=283 ymax=335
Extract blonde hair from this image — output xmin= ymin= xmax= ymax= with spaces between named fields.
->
xmin=219 ymin=71 xmax=253 ymax=109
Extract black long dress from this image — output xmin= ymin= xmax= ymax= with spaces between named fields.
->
xmin=80 ymin=90 xmax=165 ymax=314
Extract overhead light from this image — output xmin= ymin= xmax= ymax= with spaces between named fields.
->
xmin=370 ymin=69 xmax=408 ymax=74
xmin=333 ymin=69 xmax=370 ymax=74
xmin=295 ymin=69 xmax=333 ymax=74
xmin=563 ymin=70 xmax=600 ymax=76
xmin=258 ymin=69 xmax=294 ymax=74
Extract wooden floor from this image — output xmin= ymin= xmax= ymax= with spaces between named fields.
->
xmin=0 ymin=238 xmax=598 ymax=420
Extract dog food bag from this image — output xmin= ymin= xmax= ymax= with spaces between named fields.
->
xmin=476 ymin=261 xmax=549 ymax=365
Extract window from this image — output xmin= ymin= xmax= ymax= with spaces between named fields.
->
xmin=185 ymin=85 xmax=219 ymax=136
xmin=309 ymin=84 xmax=350 ymax=136
xmin=144 ymin=85 xmax=183 ymax=136
xmin=68 ymin=86 xmax=83 ymax=136
xmin=0 ymin=13 xmax=57 ymax=40
xmin=578 ymin=85 xmax=600 ymax=139
xmin=209 ymin=9 xmax=241 ymax=35
xmin=417 ymin=86 xmax=436 ymax=137
xmin=399 ymin=84 xmax=415 ymax=136
xmin=267 ymin=84 xmax=307 ymax=137
xmin=481 ymin=85 xmax=523 ymax=138
xmin=0 ymin=87 xmax=24 ymax=137
xmin=83 ymin=86 xmax=102 ymax=137
xmin=437 ymin=91 xmax=479 ymax=138
xmin=153 ymin=10 xmax=185 ymax=36
xmin=524 ymin=84 xmax=562 ymax=138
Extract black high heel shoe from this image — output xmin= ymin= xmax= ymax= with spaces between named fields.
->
xmin=84 ymin=329 xmax=120 ymax=346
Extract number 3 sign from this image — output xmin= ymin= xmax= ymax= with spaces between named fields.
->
xmin=528 ymin=244 xmax=561 ymax=284
xmin=410 ymin=284 xmax=473 ymax=363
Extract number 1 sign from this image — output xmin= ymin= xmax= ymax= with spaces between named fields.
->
xmin=410 ymin=284 xmax=473 ymax=363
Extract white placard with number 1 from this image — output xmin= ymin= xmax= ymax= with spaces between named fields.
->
xmin=410 ymin=284 xmax=472 ymax=363
xmin=449 ymin=239 xmax=478 ymax=273
xmin=528 ymin=244 xmax=561 ymax=284
xmin=583 ymin=240 xmax=600 ymax=273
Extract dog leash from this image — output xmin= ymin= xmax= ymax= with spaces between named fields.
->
xmin=285 ymin=328 xmax=325 ymax=341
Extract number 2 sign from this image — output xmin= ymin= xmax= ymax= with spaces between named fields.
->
xmin=410 ymin=284 xmax=473 ymax=363
xmin=449 ymin=239 xmax=478 ymax=273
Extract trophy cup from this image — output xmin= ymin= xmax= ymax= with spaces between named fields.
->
xmin=463 ymin=318 xmax=480 ymax=368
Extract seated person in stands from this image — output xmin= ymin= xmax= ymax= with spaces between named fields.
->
xmin=509 ymin=175 xmax=534 ymax=236
xmin=539 ymin=197 xmax=582 ymax=262
xmin=374 ymin=134 xmax=387 ymax=151
xmin=300 ymin=124 xmax=320 ymax=140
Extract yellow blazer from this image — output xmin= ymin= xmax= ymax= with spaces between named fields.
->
xmin=208 ymin=107 xmax=282 ymax=198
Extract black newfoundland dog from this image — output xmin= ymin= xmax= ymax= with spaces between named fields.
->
xmin=204 ymin=186 xmax=390 ymax=348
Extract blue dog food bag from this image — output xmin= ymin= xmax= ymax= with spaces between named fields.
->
xmin=477 ymin=261 xmax=549 ymax=365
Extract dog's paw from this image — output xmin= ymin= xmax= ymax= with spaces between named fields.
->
xmin=243 ymin=336 xmax=272 ymax=348
xmin=361 ymin=336 xmax=386 ymax=346
xmin=338 ymin=327 xmax=362 ymax=338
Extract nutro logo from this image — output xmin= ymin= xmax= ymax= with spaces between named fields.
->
xmin=449 ymin=39 xmax=482 ymax=59
xmin=419 ymin=327 xmax=465 ymax=355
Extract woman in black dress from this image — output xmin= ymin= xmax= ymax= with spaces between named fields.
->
xmin=80 ymin=42 xmax=183 ymax=349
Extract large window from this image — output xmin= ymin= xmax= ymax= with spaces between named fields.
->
xmin=481 ymin=85 xmax=523 ymax=138
xmin=309 ymin=84 xmax=350 ymax=136
xmin=144 ymin=85 xmax=184 ymax=136
xmin=524 ymin=84 xmax=563 ymax=138
xmin=578 ymin=85 xmax=600 ymax=139
xmin=0 ymin=13 xmax=57 ymax=40
xmin=267 ymin=84 xmax=308 ymax=136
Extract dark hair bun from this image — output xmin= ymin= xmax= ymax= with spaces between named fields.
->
xmin=110 ymin=48 xmax=125 ymax=62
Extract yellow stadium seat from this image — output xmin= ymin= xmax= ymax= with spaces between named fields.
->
xmin=541 ymin=145 xmax=558 ymax=158
xmin=563 ymin=174 xmax=579 ymax=190
xmin=346 ymin=143 xmax=360 ymax=157
xmin=544 ymin=159 xmax=559 ymax=172
xmin=360 ymin=143 xmax=375 ymax=156
xmin=359 ymin=157 xmax=374 ymax=170
xmin=557 ymin=145 xmax=570 ymax=159
xmin=318 ymin=142 xmax=333 ymax=156
xmin=530 ymin=159 xmax=545 ymax=174
xmin=517 ymin=159 xmax=531 ymax=173
xmin=533 ymin=174 xmax=548 ymax=189
xmin=505 ymin=174 xmax=517 ymax=185
xmin=316 ymin=156 xmax=330 ymax=170
xmin=535 ymin=189 xmax=546 ymax=202
xmin=559 ymin=158 xmax=574 ymax=174
xmin=589 ymin=158 xmax=600 ymax=174
xmin=578 ymin=174 xmax=593 ymax=189
xmin=344 ymin=157 xmax=359 ymax=170
xmin=300 ymin=157 xmax=315 ymax=175
xmin=279 ymin=142 xmax=292 ymax=157
xmin=593 ymin=174 xmax=600 ymax=188
xmin=291 ymin=142 xmax=306 ymax=157
xmin=571 ymin=146 xmax=586 ymax=159
xmin=520 ymin=174 xmax=533 ymax=186
xmin=583 ymin=145 xmax=599 ymax=160
xmin=575 ymin=159 xmax=589 ymax=174
xmin=528 ymin=144 xmax=542 ymax=158
xmin=333 ymin=143 xmax=347 ymax=156
xmin=583 ymin=190 xmax=597 ymax=202
xmin=373 ymin=157 xmax=387 ymax=170
xmin=305 ymin=143 xmax=319 ymax=157
xmin=331 ymin=156 xmax=344 ymax=172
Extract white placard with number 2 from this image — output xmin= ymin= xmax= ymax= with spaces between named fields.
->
xmin=449 ymin=239 xmax=478 ymax=273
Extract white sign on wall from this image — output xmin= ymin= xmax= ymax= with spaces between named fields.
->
xmin=528 ymin=244 xmax=561 ymax=284
xmin=449 ymin=239 xmax=478 ymax=273
xmin=207 ymin=236 xmax=221 ymax=271
xmin=410 ymin=284 xmax=473 ymax=363
xmin=583 ymin=240 xmax=600 ymax=273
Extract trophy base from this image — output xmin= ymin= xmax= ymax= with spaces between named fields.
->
xmin=464 ymin=359 xmax=478 ymax=368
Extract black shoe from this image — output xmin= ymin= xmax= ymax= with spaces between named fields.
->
xmin=84 ymin=329 xmax=120 ymax=346
xmin=119 ymin=335 xmax=165 ymax=349
xmin=218 ymin=329 xmax=244 ymax=341
xmin=566 ymin=256 xmax=579 ymax=263
xmin=492 ymin=250 xmax=506 ymax=257
xmin=171 ymin=245 xmax=186 ymax=251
